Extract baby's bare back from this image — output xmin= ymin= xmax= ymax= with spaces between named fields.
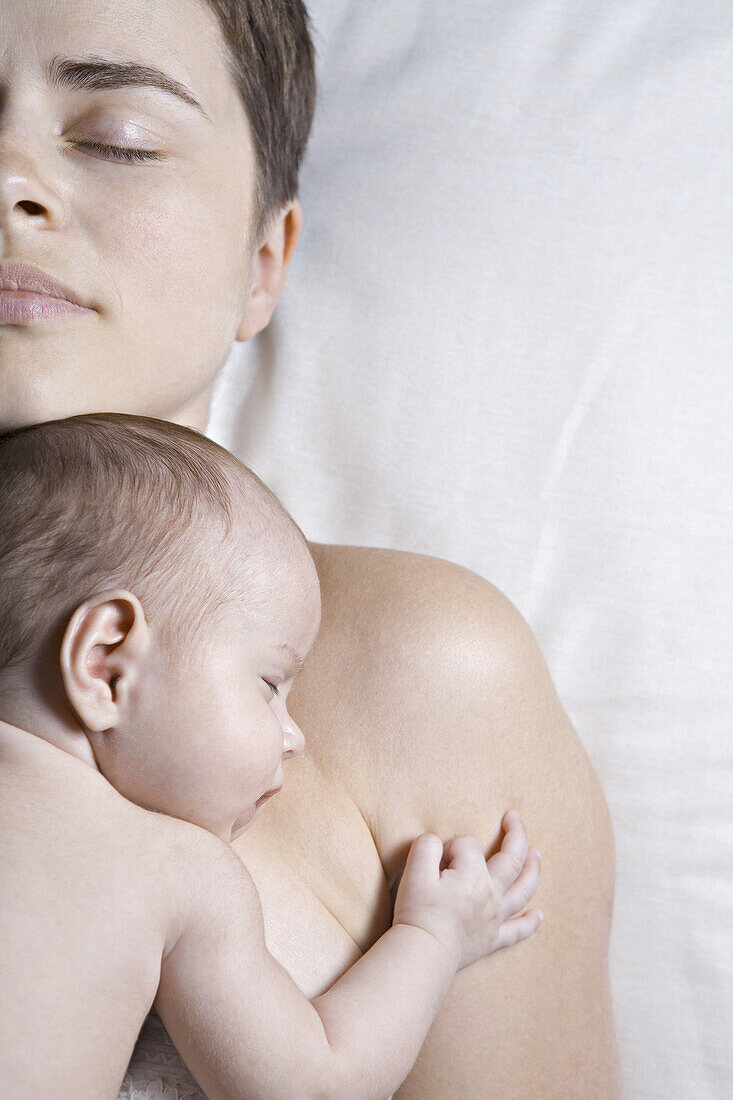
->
xmin=0 ymin=724 xmax=178 ymax=1099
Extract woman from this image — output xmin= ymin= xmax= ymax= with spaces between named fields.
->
xmin=0 ymin=0 xmax=620 ymax=1096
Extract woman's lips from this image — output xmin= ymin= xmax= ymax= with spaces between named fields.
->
xmin=0 ymin=261 xmax=95 ymax=325
xmin=0 ymin=290 xmax=94 ymax=325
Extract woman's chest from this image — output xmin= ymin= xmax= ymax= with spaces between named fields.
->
xmin=120 ymin=863 xmax=377 ymax=1100
xmin=233 ymin=753 xmax=394 ymax=995
xmin=121 ymin=762 xmax=392 ymax=1098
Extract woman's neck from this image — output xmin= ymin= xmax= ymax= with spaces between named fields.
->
xmin=168 ymin=383 xmax=215 ymax=434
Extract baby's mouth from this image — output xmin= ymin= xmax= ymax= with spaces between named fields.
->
xmin=230 ymin=807 xmax=255 ymax=840
xmin=255 ymin=784 xmax=283 ymax=809
xmin=230 ymin=785 xmax=282 ymax=839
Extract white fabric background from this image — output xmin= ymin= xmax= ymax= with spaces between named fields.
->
xmin=207 ymin=3 xmax=732 ymax=1097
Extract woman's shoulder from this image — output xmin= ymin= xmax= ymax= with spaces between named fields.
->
xmin=300 ymin=540 xmax=564 ymax=822
xmin=300 ymin=542 xmax=610 ymax=901
xmin=307 ymin=541 xmax=540 ymax=669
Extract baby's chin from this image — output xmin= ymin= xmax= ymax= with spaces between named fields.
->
xmin=229 ymin=808 xmax=256 ymax=841
xmin=229 ymin=787 xmax=281 ymax=841
xmin=229 ymin=800 xmax=264 ymax=841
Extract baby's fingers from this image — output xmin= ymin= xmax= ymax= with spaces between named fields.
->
xmin=402 ymin=832 xmax=444 ymax=884
xmin=495 ymin=908 xmax=544 ymax=951
xmin=501 ymin=847 xmax=542 ymax=919
xmin=486 ymin=810 xmax=529 ymax=892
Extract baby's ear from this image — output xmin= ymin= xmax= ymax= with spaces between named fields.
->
xmin=60 ymin=590 xmax=151 ymax=733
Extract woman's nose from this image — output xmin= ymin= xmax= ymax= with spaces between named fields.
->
xmin=281 ymin=716 xmax=306 ymax=759
xmin=0 ymin=117 xmax=66 ymax=230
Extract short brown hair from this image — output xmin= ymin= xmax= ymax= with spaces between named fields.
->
xmin=204 ymin=0 xmax=317 ymax=235
xmin=0 ymin=414 xmax=301 ymax=678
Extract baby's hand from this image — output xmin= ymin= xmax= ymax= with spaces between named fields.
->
xmin=392 ymin=811 xmax=543 ymax=970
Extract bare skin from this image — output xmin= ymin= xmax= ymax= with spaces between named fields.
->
xmin=0 ymin=515 xmax=543 ymax=1100
xmin=235 ymin=545 xmax=621 ymax=1099
xmin=0 ymin=0 xmax=620 ymax=1093
xmin=0 ymin=715 xmax=541 ymax=1100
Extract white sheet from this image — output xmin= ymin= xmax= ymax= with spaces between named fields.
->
xmin=208 ymin=3 xmax=733 ymax=1096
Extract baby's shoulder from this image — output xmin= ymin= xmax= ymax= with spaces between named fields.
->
xmin=0 ymin=724 xmax=245 ymax=951
xmin=70 ymin=779 xmax=238 ymax=940
xmin=0 ymin=727 xmax=195 ymax=922
xmin=148 ymin=814 xmax=260 ymax=958
xmin=0 ymin=735 xmax=229 ymax=1087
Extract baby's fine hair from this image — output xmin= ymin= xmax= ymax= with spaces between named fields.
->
xmin=0 ymin=414 xmax=302 ymax=677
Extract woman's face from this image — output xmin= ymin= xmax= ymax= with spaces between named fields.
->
xmin=0 ymin=0 xmax=260 ymax=431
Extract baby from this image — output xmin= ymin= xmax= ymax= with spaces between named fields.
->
xmin=0 ymin=413 xmax=543 ymax=1100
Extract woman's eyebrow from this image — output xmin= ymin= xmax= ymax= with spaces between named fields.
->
xmin=47 ymin=55 xmax=211 ymax=121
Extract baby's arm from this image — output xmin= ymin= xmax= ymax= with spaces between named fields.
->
xmin=155 ymin=811 xmax=541 ymax=1100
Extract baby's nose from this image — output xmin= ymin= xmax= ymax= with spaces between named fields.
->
xmin=282 ymin=717 xmax=305 ymax=759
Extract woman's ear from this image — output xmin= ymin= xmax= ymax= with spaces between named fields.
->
xmin=235 ymin=199 xmax=303 ymax=342
xmin=60 ymin=590 xmax=151 ymax=734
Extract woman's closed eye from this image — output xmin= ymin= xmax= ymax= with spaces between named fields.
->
xmin=68 ymin=139 xmax=164 ymax=163
xmin=262 ymin=679 xmax=280 ymax=698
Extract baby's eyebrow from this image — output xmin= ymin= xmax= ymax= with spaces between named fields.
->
xmin=47 ymin=55 xmax=211 ymax=121
xmin=274 ymin=644 xmax=305 ymax=675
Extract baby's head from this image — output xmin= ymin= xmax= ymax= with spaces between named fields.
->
xmin=0 ymin=413 xmax=321 ymax=840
